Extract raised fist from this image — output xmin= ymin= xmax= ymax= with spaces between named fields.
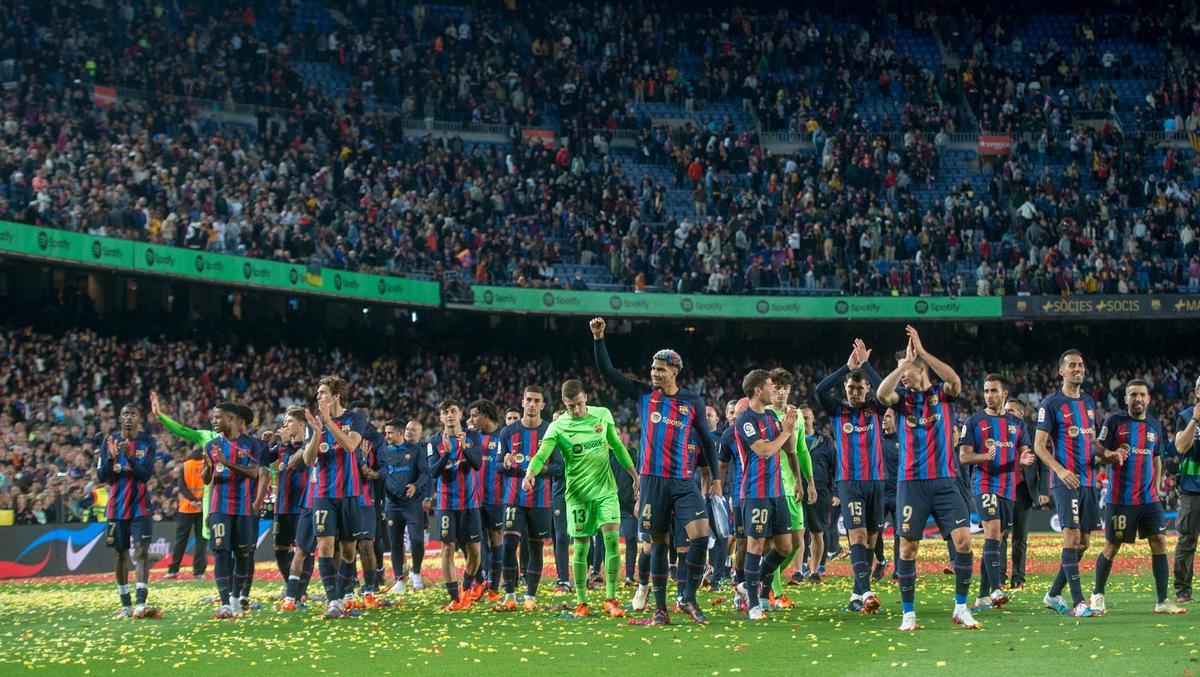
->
xmin=589 ymin=317 xmax=606 ymax=339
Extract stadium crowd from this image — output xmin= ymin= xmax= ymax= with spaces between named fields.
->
xmin=0 ymin=320 xmax=1195 ymax=526
xmin=0 ymin=1 xmax=1197 ymax=297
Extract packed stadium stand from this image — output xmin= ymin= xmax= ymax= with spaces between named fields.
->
xmin=1 ymin=0 xmax=1198 ymax=299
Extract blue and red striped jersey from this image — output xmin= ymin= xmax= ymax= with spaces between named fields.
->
xmin=270 ymin=441 xmax=307 ymax=515
xmin=593 ymin=339 xmax=718 ymax=481
xmin=829 ymin=401 xmax=888 ymax=482
xmin=1097 ymin=413 xmax=1163 ymax=506
xmin=733 ymin=408 xmax=785 ymax=500
xmin=960 ymin=412 xmax=1030 ymax=501
xmin=718 ymin=427 xmax=744 ymax=507
xmin=310 ymin=410 xmax=366 ymax=500
xmin=302 ymin=474 xmax=315 ymax=510
xmin=97 ymin=432 xmax=156 ymax=520
xmin=636 ymin=390 xmax=710 ymax=479
xmin=477 ymin=429 xmax=505 ymax=505
xmin=432 ymin=432 xmax=481 ymax=510
xmin=357 ymin=430 xmax=381 ymax=508
xmin=1036 ymin=391 xmax=1098 ymax=488
xmin=893 ymin=384 xmax=958 ymax=482
xmin=205 ymin=434 xmax=262 ymax=516
xmin=500 ymin=420 xmax=553 ymax=508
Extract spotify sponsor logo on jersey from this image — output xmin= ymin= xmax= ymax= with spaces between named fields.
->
xmin=905 ymin=413 xmax=941 ymax=427
xmin=649 ymin=411 xmax=686 ymax=429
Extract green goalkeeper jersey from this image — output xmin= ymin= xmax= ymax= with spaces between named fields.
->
xmin=530 ymin=405 xmax=634 ymax=504
xmin=158 ymin=413 xmax=219 ymax=537
xmin=767 ymin=404 xmax=812 ymax=490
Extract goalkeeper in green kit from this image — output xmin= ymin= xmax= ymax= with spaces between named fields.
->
xmin=151 ymin=391 xmax=218 ymax=543
xmin=523 ymin=379 xmax=639 ymax=618
xmin=765 ymin=368 xmax=817 ymax=608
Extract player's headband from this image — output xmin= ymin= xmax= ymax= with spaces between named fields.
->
xmin=652 ymin=349 xmax=682 ymax=370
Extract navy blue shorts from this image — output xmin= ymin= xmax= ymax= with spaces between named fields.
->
xmin=938 ymin=480 xmax=974 ymax=538
xmin=273 ymin=512 xmax=300 ymax=549
xmin=638 ymin=475 xmax=707 ymax=536
xmin=1107 ymin=502 xmax=1165 ymax=543
xmin=672 ymin=505 xmax=690 ymax=546
xmin=803 ymin=491 xmax=832 ymax=534
xmin=635 ymin=512 xmax=680 ymax=545
xmin=974 ymin=493 xmax=1015 ymax=529
xmin=481 ymin=503 xmax=505 ymax=531
xmin=673 ymin=479 xmax=706 ymax=544
xmin=741 ymin=496 xmax=791 ymax=539
xmin=897 ymin=478 xmax=969 ymax=540
xmin=358 ymin=504 xmax=378 ymax=541
xmin=436 ymin=508 xmax=482 ymax=545
xmin=105 ymin=516 xmax=153 ymax=551
xmin=837 ymin=479 xmax=885 ymax=533
xmin=295 ymin=508 xmax=316 ymax=553
xmin=1052 ymin=485 xmax=1102 ymax=533
xmin=731 ymin=500 xmax=745 ymax=539
xmin=312 ymin=496 xmax=364 ymax=543
xmin=504 ymin=505 xmax=552 ymax=540
xmin=208 ymin=513 xmax=258 ymax=552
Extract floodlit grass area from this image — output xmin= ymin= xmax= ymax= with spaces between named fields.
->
xmin=0 ymin=534 xmax=1196 ymax=675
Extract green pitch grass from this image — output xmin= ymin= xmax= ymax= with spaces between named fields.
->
xmin=0 ymin=535 xmax=1196 ymax=676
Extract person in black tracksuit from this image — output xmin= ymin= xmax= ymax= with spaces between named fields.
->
xmin=705 ymin=423 xmax=730 ymax=588
xmin=799 ymin=405 xmax=837 ymax=583
xmin=593 ymin=448 xmax=638 ymax=584
xmin=550 ymin=454 xmax=572 ymax=590
xmin=877 ymin=410 xmax=900 ymax=581
xmin=380 ymin=419 xmax=430 ymax=589
xmin=1001 ymin=399 xmax=1049 ymax=588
